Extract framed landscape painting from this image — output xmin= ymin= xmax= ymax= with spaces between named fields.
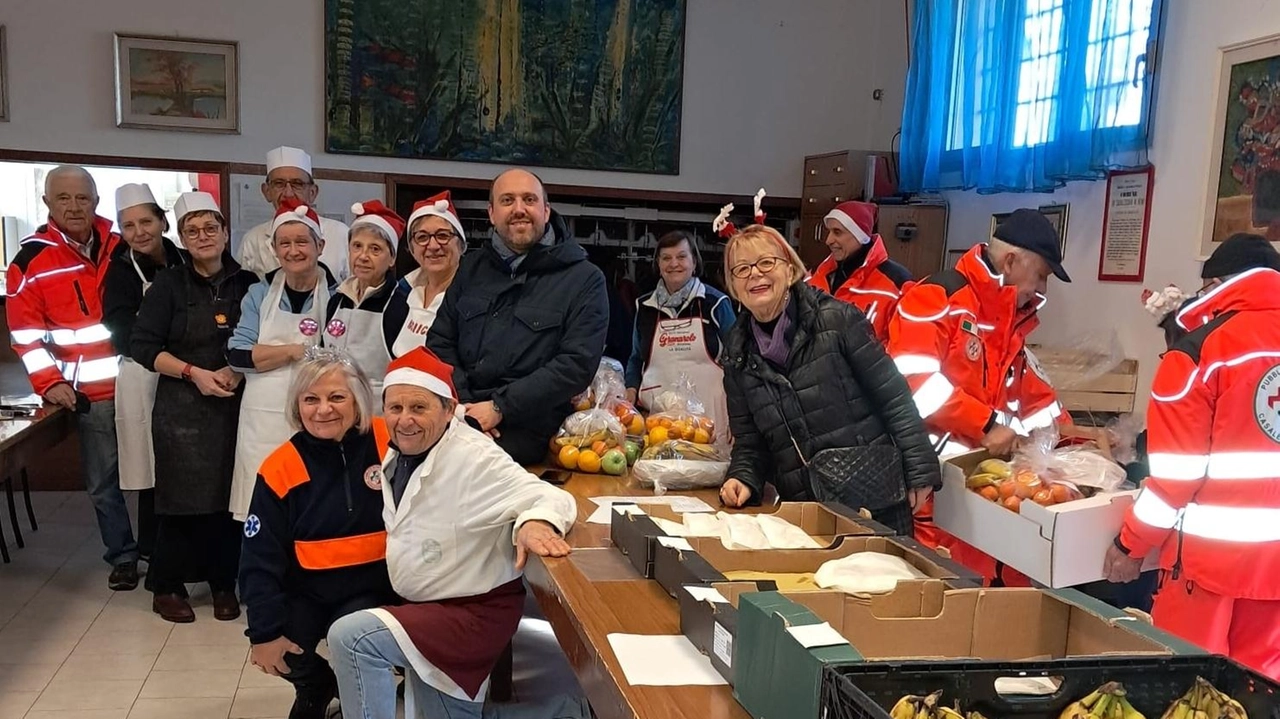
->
xmin=324 ymin=0 xmax=687 ymax=174
xmin=114 ymin=34 xmax=239 ymax=133
xmin=1200 ymin=33 xmax=1280 ymax=258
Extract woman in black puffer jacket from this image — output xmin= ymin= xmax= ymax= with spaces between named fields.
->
xmin=717 ymin=225 xmax=940 ymax=535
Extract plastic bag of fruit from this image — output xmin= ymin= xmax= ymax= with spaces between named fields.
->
xmin=1014 ymin=429 xmax=1127 ymax=494
xmin=551 ymin=405 xmax=631 ymax=476
xmin=642 ymin=373 xmax=720 ymax=448
xmin=571 ymin=358 xmax=628 ymax=413
xmin=632 ymin=440 xmax=730 ymax=494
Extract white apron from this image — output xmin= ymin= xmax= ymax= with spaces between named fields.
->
xmin=391 ymin=280 xmax=444 ymax=358
xmin=229 ymin=272 xmax=329 ymax=520
xmin=324 ymin=290 xmax=394 ymax=401
xmin=116 ymin=252 xmax=160 ymax=491
xmin=638 ymin=312 xmax=730 ymax=446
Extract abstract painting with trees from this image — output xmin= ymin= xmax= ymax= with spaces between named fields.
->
xmin=325 ymin=0 xmax=687 ymax=174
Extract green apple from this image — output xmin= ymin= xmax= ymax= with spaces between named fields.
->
xmin=601 ymin=449 xmax=628 ymax=476
xmin=624 ymin=440 xmax=641 ymax=465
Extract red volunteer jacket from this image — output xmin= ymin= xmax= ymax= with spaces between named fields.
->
xmin=807 ymin=235 xmax=911 ymax=344
xmin=5 ymin=216 xmax=121 ymax=402
xmin=1119 ymin=268 xmax=1280 ymax=600
xmin=887 ymin=245 xmax=1061 ymax=450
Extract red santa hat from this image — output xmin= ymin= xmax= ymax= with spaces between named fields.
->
xmin=349 ymin=199 xmax=406 ymax=253
xmin=383 ymin=347 xmax=457 ymax=401
xmin=713 ymin=188 xmax=769 ymax=240
xmin=406 ymin=191 xmax=466 ymax=241
xmin=824 ymin=200 xmax=876 ymax=245
xmin=271 ymin=196 xmax=323 ymax=238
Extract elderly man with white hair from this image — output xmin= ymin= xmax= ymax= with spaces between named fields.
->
xmin=327 ymin=347 xmax=586 ymax=719
xmin=5 ymin=165 xmax=139 ymax=589
xmin=238 ymin=145 xmax=349 ymax=281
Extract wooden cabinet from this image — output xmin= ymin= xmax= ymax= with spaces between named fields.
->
xmin=877 ymin=204 xmax=949 ymax=280
xmin=800 ymin=150 xmax=877 ymax=268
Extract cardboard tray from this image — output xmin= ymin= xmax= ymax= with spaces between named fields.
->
xmin=655 ymin=533 xmax=981 ymax=599
xmin=933 ymin=449 xmax=1157 ymax=588
xmin=734 ymin=586 xmax=1206 ymax=719
xmin=609 ymin=500 xmax=895 ymax=579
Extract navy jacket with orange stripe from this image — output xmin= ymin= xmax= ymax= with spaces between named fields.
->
xmin=239 ymin=422 xmax=394 ymax=644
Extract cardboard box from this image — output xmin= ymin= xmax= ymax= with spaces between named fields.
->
xmin=675 ymin=582 xmax=763 ymax=685
xmin=656 ymin=532 xmax=981 ymax=599
xmin=933 ymin=449 xmax=1157 ymax=587
xmin=609 ymin=500 xmax=894 ymax=579
xmin=734 ymin=586 xmax=1205 ymax=719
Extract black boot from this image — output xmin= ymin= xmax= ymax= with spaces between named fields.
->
xmin=288 ymin=672 xmax=338 ymax=719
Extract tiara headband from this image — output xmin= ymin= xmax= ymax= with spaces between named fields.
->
xmin=303 ymin=344 xmax=356 ymax=367
xmin=713 ymin=188 xmax=768 ymax=241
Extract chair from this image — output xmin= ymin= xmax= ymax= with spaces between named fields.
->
xmin=0 ymin=467 xmax=38 ymax=563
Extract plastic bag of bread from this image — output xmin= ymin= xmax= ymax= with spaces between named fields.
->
xmin=813 ymin=552 xmax=928 ymax=595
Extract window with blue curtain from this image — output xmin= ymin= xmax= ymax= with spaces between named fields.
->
xmin=900 ymin=0 xmax=1163 ymax=194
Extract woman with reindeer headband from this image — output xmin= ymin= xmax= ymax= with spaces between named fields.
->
xmin=715 ymin=191 xmax=939 ymax=535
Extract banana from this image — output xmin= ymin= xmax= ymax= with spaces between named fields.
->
xmin=1094 ymin=694 xmax=1114 ymax=719
xmin=937 ymin=706 xmax=965 ymax=719
xmin=1080 ymin=689 xmax=1106 ymax=711
xmin=967 ymin=712 xmax=990 ymax=719
xmin=1058 ymin=701 xmax=1089 ymax=719
xmin=977 ymin=458 xmax=1013 ymax=478
xmin=1118 ymin=695 xmax=1147 ymax=719
xmin=890 ymin=695 xmax=919 ymax=719
xmin=965 ymin=473 xmax=999 ymax=489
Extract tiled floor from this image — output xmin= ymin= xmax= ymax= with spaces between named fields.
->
xmin=0 ymin=492 xmax=585 ymax=719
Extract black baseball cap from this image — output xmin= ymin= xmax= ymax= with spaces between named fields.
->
xmin=1201 ymin=233 xmax=1280 ymax=279
xmin=993 ymin=208 xmax=1071 ymax=282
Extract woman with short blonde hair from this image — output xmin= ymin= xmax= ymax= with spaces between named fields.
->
xmin=717 ymin=222 xmax=939 ymax=535
xmin=239 ymin=350 xmax=395 ymax=719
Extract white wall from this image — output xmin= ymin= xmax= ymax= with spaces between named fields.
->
xmin=940 ymin=0 xmax=1280 ymax=405
xmin=0 ymin=0 xmax=908 ymax=198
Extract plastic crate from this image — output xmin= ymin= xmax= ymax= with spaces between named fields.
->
xmin=820 ymin=656 xmax=1278 ymax=719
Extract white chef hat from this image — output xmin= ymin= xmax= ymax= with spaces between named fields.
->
xmin=115 ymin=183 xmax=157 ymax=212
xmin=266 ymin=146 xmax=313 ymax=176
xmin=173 ymin=192 xmax=222 ymax=227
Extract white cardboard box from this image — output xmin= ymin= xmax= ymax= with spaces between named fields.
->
xmin=934 ymin=450 xmax=1157 ymax=588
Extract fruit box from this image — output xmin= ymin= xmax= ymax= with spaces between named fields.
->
xmin=609 ymin=500 xmax=895 ymax=579
xmin=675 ymin=581 xmax=766 ymax=685
xmin=734 ymin=586 xmax=1206 ymax=719
xmin=821 ymin=655 xmax=1277 ymax=719
xmin=654 ymin=532 xmax=982 ymax=600
xmin=934 ymin=449 xmax=1157 ymax=588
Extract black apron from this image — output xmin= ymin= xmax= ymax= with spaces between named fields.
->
xmin=151 ymin=268 xmax=244 ymax=515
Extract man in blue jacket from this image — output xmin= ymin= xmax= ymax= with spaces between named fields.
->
xmin=427 ymin=168 xmax=609 ymax=465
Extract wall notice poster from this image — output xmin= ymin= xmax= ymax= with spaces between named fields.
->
xmin=1098 ymin=167 xmax=1154 ymax=282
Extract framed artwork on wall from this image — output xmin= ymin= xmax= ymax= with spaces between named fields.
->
xmin=1200 ymin=32 xmax=1280 ymax=258
xmin=323 ymin=0 xmax=687 ymax=174
xmin=1038 ymin=203 xmax=1070 ymax=256
xmin=0 ymin=26 xmax=9 ymax=122
xmin=114 ymin=34 xmax=240 ymax=134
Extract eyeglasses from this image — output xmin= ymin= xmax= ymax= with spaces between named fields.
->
xmin=729 ymin=256 xmax=786 ymax=279
xmin=182 ymin=224 xmax=222 ymax=240
xmin=267 ymin=179 xmax=314 ymax=192
xmin=410 ymin=230 xmax=458 ymax=247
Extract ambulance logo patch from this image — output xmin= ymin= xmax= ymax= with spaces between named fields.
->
xmin=364 ymin=466 xmax=384 ymax=491
xmin=965 ymin=336 xmax=982 ymax=361
xmin=243 ymin=515 xmax=261 ymax=538
xmin=1254 ymin=364 xmax=1280 ymax=443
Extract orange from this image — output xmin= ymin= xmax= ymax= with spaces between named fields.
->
xmin=692 ymin=428 xmax=711 ymax=445
xmin=577 ymin=449 xmax=602 ymax=473
xmin=646 ymin=416 xmax=662 ymax=431
xmin=1002 ymin=496 xmax=1022 ymax=512
xmin=1050 ymin=484 xmax=1073 ymax=503
xmin=1031 ymin=489 xmax=1054 ymax=506
xmin=978 ymin=485 xmax=1000 ymax=502
xmin=557 ymin=445 xmax=580 ymax=470
xmin=628 ymin=416 xmax=645 ymax=436
xmin=670 ymin=420 xmax=691 ymax=440
xmin=998 ymin=481 xmax=1018 ymax=500
xmin=659 ymin=417 xmax=673 ymax=428
xmin=698 ymin=416 xmax=715 ymax=431
xmin=591 ymin=440 xmax=609 ymax=456
xmin=648 ymin=427 xmax=669 ymax=445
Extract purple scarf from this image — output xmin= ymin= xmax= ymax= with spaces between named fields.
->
xmin=751 ymin=297 xmax=795 ymax=367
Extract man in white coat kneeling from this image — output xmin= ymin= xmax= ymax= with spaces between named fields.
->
xmin=328 ymin=347 xmax=587 ymax=719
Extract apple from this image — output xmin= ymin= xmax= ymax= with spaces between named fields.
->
xmin=601 ymin=449 xmax=628 ymax=476
xmin=624 ymin=440 xmax=641 ymax=465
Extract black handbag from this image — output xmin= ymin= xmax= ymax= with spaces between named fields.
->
xmin=805 ymin=445 xmax=907 ymax=512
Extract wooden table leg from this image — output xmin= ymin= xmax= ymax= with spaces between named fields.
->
xmin=3 ymin=475 xmax=22 ymax=549
xmin=21 ymin=468 xmax=36 ymax=532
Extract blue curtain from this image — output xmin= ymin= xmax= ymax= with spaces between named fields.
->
xmin=900 ymin=0 xmax=1159 ymax=194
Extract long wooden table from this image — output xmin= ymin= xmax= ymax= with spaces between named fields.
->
xmin=523 ymin=469 xmax=752 ymax=719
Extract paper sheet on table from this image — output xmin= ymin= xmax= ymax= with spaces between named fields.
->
xmin=785 ymin=622 xmax=849 ymax=649
xmin=585 ymin=495 xmax=716 ymax=524
xmin=606 ymin=634 xmax=728 ymax=686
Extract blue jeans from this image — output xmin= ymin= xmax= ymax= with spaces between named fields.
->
xmin=327 ymin=610 xmax=590 ymax=719
xmin=78 ymin=399 xmax=138 ymax=566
